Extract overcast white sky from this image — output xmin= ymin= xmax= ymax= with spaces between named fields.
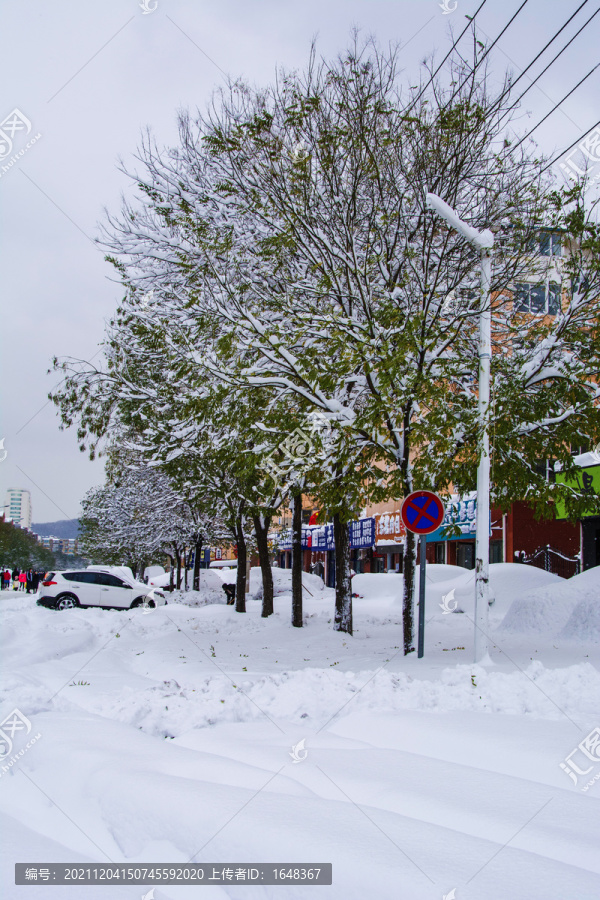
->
xmin=1 ymin=0 xmax=598 ymax=524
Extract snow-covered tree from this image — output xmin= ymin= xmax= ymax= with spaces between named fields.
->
xmin=53 ymin=34 xmax=600 ymax=654
xmin=150 ymin=37 xmax=556 ymax=651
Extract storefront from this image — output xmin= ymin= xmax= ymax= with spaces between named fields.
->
xmin=422 ymin=493 xmax=503 ymax=570
xmin=555 ymin=457 xmax=600 ymax=571
xmin=311 ymin=523 xmax=335 ymax=587
xmin=349 ymin=518 xmax=376 ymax=573
xmin=373 ymin=511 xmax=405 ymax=572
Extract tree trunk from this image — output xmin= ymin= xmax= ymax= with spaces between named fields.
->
xmin=168 ymin=554 xmax=175 ymax=590
xmin=193 ymin=538 xmax=202 ymax=591
xmin=402 ymin=528 xmax=416 ymax=654
xmin=333 ymin=512 xmax=352 ymax=634
xmin=175 ymin=547 xmax=182 ymax=590
xmin=291 ymin=490 xmax=303 ymax=627
xmin=185 ymin=547 xmax=193 ymax=590
xmin=254 ymin=514 xmax=273 ymax=617
xmin=235 ymin=520 xmax=247 ymax=613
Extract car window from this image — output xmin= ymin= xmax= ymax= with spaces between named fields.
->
xmin=63 ymin=572 xmax=95 ymax=583
xmin=93 ymin=573 xmax=129 ymax=587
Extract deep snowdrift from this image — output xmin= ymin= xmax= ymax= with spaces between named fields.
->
xmin=500 ymin=567 xmax=600 ymax=639
xmin=2 ymin=566 xmax=599 ymax=899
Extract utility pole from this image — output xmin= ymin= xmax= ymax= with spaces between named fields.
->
xmin=425 ymin=192 xmax=494 ymax=663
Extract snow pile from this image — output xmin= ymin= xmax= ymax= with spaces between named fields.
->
xmin=148 ymin=570 xmax=231 ymax=604
xmin=454 ymin=563 xmax=563 ymax=618
xmin=146 ymin=570 xmax=172 ymax=588
xmin=500 ymin=567 xmax=600 ymax=638
xmin=143 ymin=564 xmax=164 ymax=581
xmin=229 ymin=566 xmax=324 ymax=600
xmin=352 ymin=572 xmax=403 ymax=599
xmin=158 ymin=570 xmax=232 ymax=606
xmin=189 ymin=568 xmax=232 ymax=605
xmin=89 ymin=661 xmax=600 ymax=739
xmin=352 ymin=565 xmax=470 ymax=603
xmin=162 ymin=567 xmax=325 ymax=605
xmin=560 ymin=568 xmax=600 ymax=640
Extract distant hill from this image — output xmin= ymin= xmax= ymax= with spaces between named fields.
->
xmin=32 ymin=519 xmax=80 ymax=539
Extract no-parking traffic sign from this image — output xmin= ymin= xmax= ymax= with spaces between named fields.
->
xmin=401 ymin=491 xmax=445 ymax=535
xmin=401 ymin=490 xmax=445 ymax=660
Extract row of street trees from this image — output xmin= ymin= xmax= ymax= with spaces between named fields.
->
xmin=0 ymin=520 xmax=55 ymax=571
xmin=53 ymin=36 xmax=600 ymax=652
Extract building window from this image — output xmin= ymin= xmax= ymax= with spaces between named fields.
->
xmin=538 ymin=232 xmax=561 ymax=257
xmin=490 ymin=540 xmax=503 ymax=564
xmin=435 ymin=542 xmax=445 ymax=564
xmin=456 ymin=543 xmax=475 ymax=570
xmin=534 ymin=459 xmax=556 ymax=482
xmin=514 ymin=282 xmax=561 ymax=316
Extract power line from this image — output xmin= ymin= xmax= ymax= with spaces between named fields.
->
xmin=509 ymin=0 xmax=591 ymax=95
xmin=503 ymin=2 xmax=600 ymax=121
xmin=507 ymin=60 xmax=600 ymax=157
xmin=405 ymin=0 xmax=491 ymax=114
xmin=465 ymin=6 xmax=600 ymax=178
xmin=541 ymin=116 xmax=600 ymax=173
xmin=445 ymin=0 xmax=532 ymax=107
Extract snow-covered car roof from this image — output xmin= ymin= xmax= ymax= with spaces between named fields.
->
xmin=86 ymin=565 xmax=147 ymax=588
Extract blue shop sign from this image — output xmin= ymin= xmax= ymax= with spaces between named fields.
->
xmin=312 ymin=524 xmax=335 ymax=550
xmin=425 ymin=496 xmax=490 ymax=542
xmin=277 ymin=526 xmax=313 ymax=552
xmin=349 ymin=517 xmax=375 ymax=549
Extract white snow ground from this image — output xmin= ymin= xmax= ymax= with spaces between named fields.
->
xmin=1 ymin=564 xmax=600 ymax=899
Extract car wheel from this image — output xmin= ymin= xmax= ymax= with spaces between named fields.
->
xmin=131 ymin=596 xmax=155 ymax=609
xmin=56 ymin=594 xmax=79 ymax=610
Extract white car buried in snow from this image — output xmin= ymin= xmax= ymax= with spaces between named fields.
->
xmin=36 ymin=566 xmax=167 ymax=611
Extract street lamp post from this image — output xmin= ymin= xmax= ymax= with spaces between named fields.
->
xmin=425 ymin=192 xmax=494 ymax=663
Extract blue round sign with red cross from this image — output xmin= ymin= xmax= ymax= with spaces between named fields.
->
xmin=401 ymin=490 xmax=445 ymax=535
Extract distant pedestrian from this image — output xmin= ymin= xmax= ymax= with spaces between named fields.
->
xmin=32 ymin=571 xmax=41 ymax=593
xmin=26 ymin=569 xmax=34 ymax=593
xmin=2 ymin=569 xmax=10 ymax=590
xmin=12 ymin=568 xmax=18 ymax=585
xmin=18 ymin=571 xmax=27 ymax=591
xmin=222 ymin=582 xmax=236 ymax=605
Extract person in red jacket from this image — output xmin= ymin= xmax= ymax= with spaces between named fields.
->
xmin=18 ymin=571 xmax=27 ymax=591
xmin=2 ymin=569 xmax=10 ymax=590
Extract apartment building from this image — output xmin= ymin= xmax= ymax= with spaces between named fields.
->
xmin=4 ymin=488 xmax=32 ymax=529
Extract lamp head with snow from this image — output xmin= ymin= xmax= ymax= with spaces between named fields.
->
xmin=425 ymin=193 xmax=494 ymax=250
